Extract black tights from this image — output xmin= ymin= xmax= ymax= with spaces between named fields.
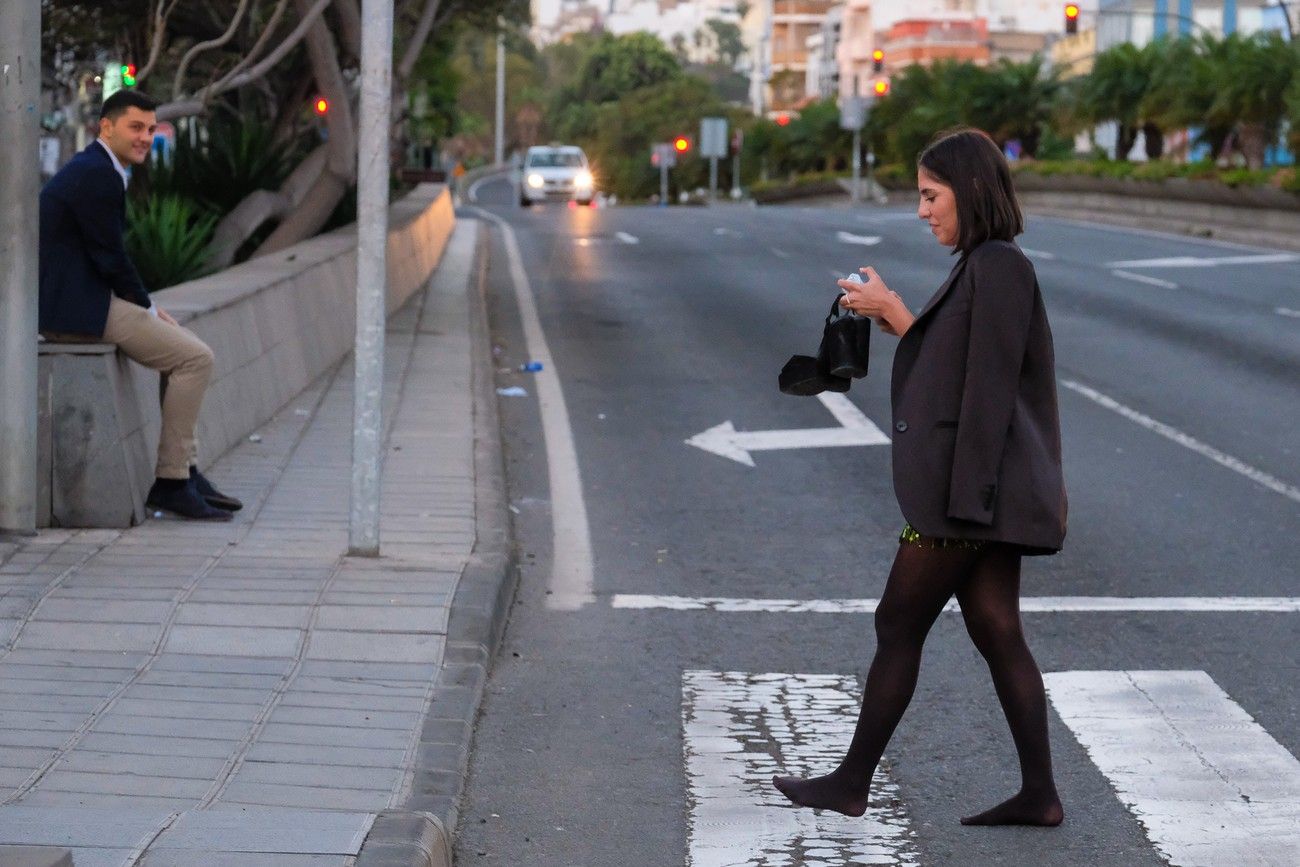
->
xmin=772 ymin=541 xmax=1064 ymax=826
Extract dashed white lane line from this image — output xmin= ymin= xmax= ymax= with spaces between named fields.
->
xmin=615 ymin=231 xmax=639 ymax=245
xmin=1276 ymin=307 xmax=1300 ymax=319
xmin=1060 ymin=380 xmax=1300 ymax=505
xmin=1044 ymin=670 xmax=1300 ymax=867
xmin=771 ymin=247 xmax=791 ymax=259
xmin=684 ymin=670 xmax=919 ymax=867
xmin=1106 ymin=253 xmax=1300 ymax=269
xmin=1020 ymin=247 xmax=1056 ymax=259
xmin=474 ymin=210 xmax=595 ymax=610
xmin=1112 ymin=269 xmax=1178 ymax=289
xmin=836 ymin=231 xmax=882 ymax=246
xmin=616 ymin=595 xmax=1300 ymax=613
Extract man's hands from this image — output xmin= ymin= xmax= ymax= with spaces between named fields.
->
xmin=837 ymin=267 xmax=913 ymax=336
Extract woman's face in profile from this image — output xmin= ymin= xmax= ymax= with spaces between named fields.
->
xmin=917 ymin=168 xmax=959 ymax=247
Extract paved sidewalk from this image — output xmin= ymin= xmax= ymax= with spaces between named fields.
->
xmin=0 ymin=219 xmax=513 ymax=866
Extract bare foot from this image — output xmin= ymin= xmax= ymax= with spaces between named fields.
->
xmin=960 ymin=790 xmax=1064 ymax=826
xmin=771 ymin=771 xmax=870 ymax=817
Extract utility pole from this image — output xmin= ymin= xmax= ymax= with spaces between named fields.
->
xmin=0 ymin=0 xmax=40 ymax=535
xmin=349 ymin=0 xmax=394 ymax=557
xmin=494 ymin=23 xmax=505 ymax=166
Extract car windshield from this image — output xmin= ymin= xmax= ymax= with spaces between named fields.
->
xmin=528 ymin=151 xmax=584 ymax=168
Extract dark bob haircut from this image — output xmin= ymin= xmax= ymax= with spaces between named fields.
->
xmin=100 ymin=89 xmax=158 ymax=121
xmin=917 ymin=127 xmax=1023 ymax=254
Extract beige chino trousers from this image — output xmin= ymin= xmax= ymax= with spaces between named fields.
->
xmin=101 ymin=296 xmax=215 ymax=479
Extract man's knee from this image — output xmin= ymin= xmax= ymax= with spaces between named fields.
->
xmin=186 ymin=339 xmax=215 ymax=374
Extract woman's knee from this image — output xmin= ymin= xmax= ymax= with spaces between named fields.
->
xmin=964 ymin=608 xmax=1025 ymax=660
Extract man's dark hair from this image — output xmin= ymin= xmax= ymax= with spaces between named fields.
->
xmin=917 ymin=127 xmax=1023 ymax=254
xmin=100 ymin=90 xmax=159 ymax=121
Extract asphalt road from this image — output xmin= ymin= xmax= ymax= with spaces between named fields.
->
xmin=454 ymin=176 xmax=1299 ymax=867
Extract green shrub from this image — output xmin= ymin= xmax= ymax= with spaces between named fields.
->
xmin=126 ymin=196 xmax=217 ymax=293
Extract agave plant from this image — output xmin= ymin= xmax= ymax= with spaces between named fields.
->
xmin=125 ymin=196 xmax=218 ymax=293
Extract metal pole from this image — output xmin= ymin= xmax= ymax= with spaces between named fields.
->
xmin=660 ymin=161 xmax=668 ymax=206
xmin=0 ymin=0 xmax=40 ymax=535
xmin=349 ymin=0 xmax=393 ymax=557
xmin=709 ymin=156 xmax=718 ymax=203
xmin=494 ymin=25 xmax=505 ymax=166
xmin=851 ymin=127 xmax=861 ymax=204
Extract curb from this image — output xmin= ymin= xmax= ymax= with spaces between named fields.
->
xmin=355 ymin=218 xmax=519 ymax=867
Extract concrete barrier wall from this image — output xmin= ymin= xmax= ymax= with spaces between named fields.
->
xmin=37 ymin=183 xmax=455 ymax=527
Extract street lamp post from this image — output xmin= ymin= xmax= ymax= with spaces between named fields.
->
xmin=494 ymin=24 xmax=505 ymax=166
xmin=0 ymin=0 xmax=41 ymax=536
xmin=349 ymin=0 xmax=394 ymax=557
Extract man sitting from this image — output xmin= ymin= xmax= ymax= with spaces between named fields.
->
xmin=39 ymin=89 xmax=240 ymax=521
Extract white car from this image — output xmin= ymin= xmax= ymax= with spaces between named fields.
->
xmin=520 ymin=145 xmax=595 ymax=206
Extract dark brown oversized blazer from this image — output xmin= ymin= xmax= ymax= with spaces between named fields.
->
xmin=889 ymin=239 xmax=1067 ymax=554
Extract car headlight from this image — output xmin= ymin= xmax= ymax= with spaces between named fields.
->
xmin=527 ymin=173 xmax=545 ymax=189
xmin=575 ymin=170 xmax=594 ymax=189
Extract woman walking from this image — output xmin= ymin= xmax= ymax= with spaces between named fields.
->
xmin=772 ymin=128 xmax=1068 ymax=827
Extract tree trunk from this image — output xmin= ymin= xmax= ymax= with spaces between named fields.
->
xmin=1020 ymin=128 xmax=1041 ymax=159
xmin=1142 ymin=122 xmax=1164 ymax=160
xmin=209 ymin=145 xmax=328 ymax=268
xmin=1236 ymin=122 xmax=1269 ymax=170
xmin=1115 ymin=122 xmax=1138 ymax=161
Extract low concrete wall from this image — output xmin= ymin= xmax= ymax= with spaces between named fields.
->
xmin=37 ymin=183 xmax=455 ymax=528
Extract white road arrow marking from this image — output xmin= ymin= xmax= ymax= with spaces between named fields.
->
xmin=615 ymin=231 xmax=639 ymax=244
xmin=1045 ymin=670 xmax=1300 ymax=867
xmin=836 ymin=231 xmax=883 ymax=246
xmin=684 ymin=670 xmax=919 ymax=867
xmin=685 ymin=393 xmax=890 ymax=466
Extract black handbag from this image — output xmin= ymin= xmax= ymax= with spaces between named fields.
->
xmin=778 ymin=295 xmax=871 ymax=396
xmin=818 ymin=295 xmax=872 ymax=380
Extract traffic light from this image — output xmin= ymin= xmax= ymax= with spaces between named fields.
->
xmin=872 ymin=49 xmax=884 ymax=74
xmin=873 ymin=78 xmax=890 ymax=97
xmin=673 ymin=136 xmax=691 ymax=153
xmin=121 ymin=64 xmax=136 ymax=87
xmin=1065 ymin=3 xmax=1080 ymax=34
xmin=313 ymin=97 xmax=329 ymax=116
xmin=775 ymin=112 xmax=791 ymax=127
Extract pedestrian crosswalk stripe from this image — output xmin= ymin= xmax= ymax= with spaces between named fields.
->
xmin=683 ymin=670 xmax=918 ymax=867
xmin=617 ymin=595 xmax=1300 ymax=613
xmin=1045 ymin=670 xmax=1300 ymax=867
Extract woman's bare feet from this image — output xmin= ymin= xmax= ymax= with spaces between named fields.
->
xmin=771 ymin=770 xmax=870 ymax=817
xmin=960 ymin=789 xmax=1064 ymax=826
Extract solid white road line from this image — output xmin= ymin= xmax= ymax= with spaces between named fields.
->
xmin=615 ymin=231 xmax=639 ymax=244
xmin=615 ymin=595 xmax=1300 ymax=613
xmin=683 ymin=670 xmax=919 ymax=867
xmin=1044 ymin=670 xmax=1300 ymax=867
xmin=475 ymin=210 xmax=595 ymax=610
xmin=467 ymin=169 xmax=510 ymax=204
xmin=1111 ymin=269 xmax=1178 ymax=289
xmin=1275 ymin=307 xmax=1300 ymax=319
xmin=1106 ymin=253 xmax=1300 ymax=269
xmin=1060 ymin=380 xmax=1300 ymax=505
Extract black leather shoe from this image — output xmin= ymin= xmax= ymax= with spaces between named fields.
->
xmin=146 ymin=478 xmax=232 ymax=521
xmin=190 ymin=466 xmax=243 ymax=512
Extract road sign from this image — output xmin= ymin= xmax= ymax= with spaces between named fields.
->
xmin=700 ymin=117 xmax=728 ymax=158
xmin=651 ymin=143 xmax=677 ymax=169
xmin=839 ymin=97 xmax=868 ymax=130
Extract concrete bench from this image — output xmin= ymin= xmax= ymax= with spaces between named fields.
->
xmin=35 ymin=183 xmax=455 ymax=528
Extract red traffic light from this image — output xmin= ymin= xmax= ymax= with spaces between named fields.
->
xmin=871 ymin=48 xmax=885 ymax=73
xmin=313 ymin=97 xmax=329 ymax=116
xmin=673 ymin=136 xmax=690 ymax=152
xmin=1064 ymin=3 xmax=1080 ymax=34
xmin=873 ymin=79 xmax=890 ymax=96
xmin=775 ymin=113 xmax=791 ymax=127
xmin=1064 ymin=3 xmax=1080 ymax=19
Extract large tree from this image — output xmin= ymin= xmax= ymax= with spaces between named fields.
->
xmin=42 ymin=0 xmax=527 ymax=266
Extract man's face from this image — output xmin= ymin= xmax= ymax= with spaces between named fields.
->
xmin=98 ymin=106 xmax=157 ymax=166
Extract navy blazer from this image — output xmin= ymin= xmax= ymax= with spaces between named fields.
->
xmin=890 ymin=240 xmax=1068 ymax=554
xmin=39 ymin=142 xmax=151 ymax=336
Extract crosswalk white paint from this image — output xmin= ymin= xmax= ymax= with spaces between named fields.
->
xmin=684 ymin=670 xmax=918 ymax=867
xmin=1044 ymin=670 xmax=1300 ymax=867
xmin=616 ymin=595 xmax=1300 ymax=613
xmin=1060 ymin=379 xmax=1300 ymax=505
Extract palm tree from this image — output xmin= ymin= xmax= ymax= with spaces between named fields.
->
xmin=1205 ymin=33 xmax=1296 ymax=168
xmin=1078 ymin=42 xmax=1155 ymax=160
xmin=968 ymin=55 xmax=1061 ymax=158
